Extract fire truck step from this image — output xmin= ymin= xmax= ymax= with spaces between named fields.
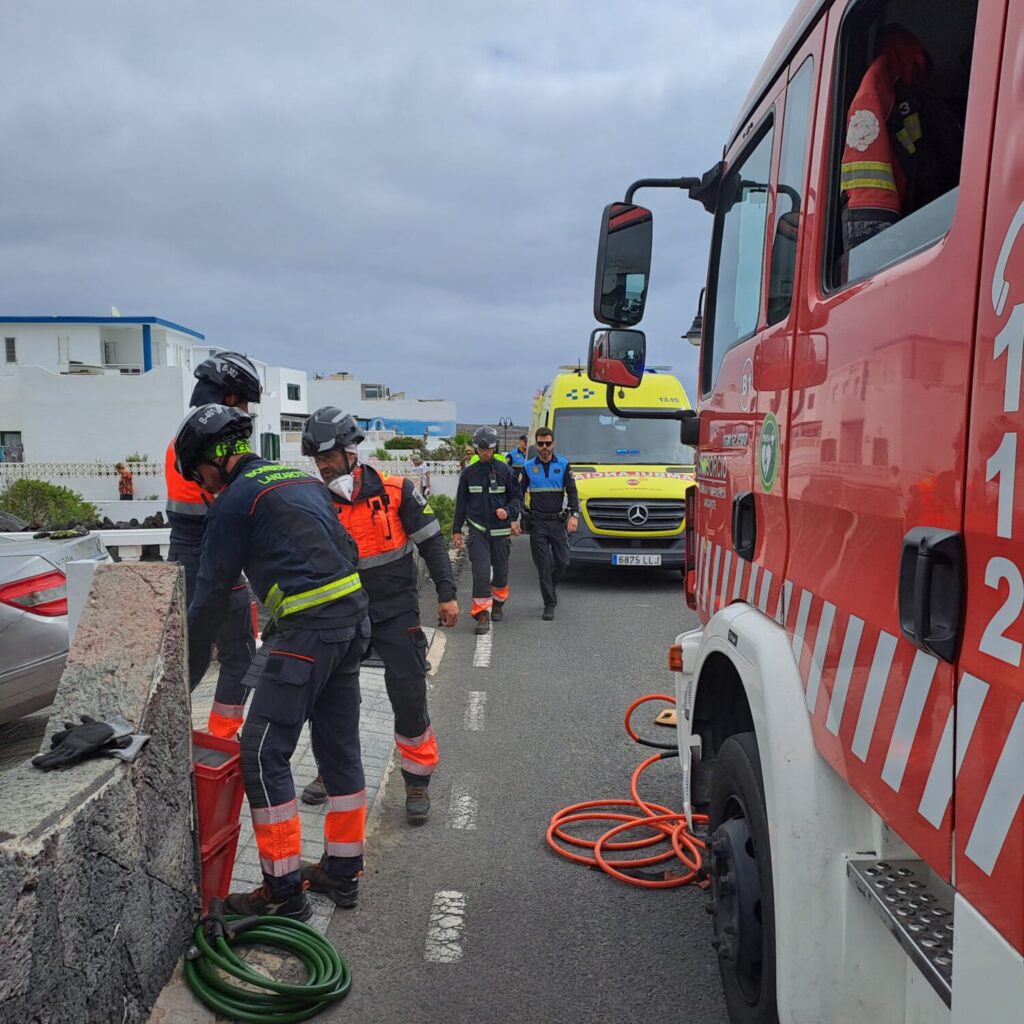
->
xmin=846 ymin=859 xmax=954 ymax=1006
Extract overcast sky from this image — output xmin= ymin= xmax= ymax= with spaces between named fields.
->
xmin=0 ymin=0 xmax=793 ymax=425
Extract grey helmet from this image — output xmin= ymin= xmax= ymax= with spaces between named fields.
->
xmin=194 ymin=351 xmax=262 ymax=404
xmin=472 ymin=425 xmax=500 ymax=450
xmin=301 ymin=406 xmax=366 ymax=456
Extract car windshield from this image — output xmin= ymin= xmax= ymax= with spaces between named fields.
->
xmin=552 ymin=409 xmax=694 ymax=466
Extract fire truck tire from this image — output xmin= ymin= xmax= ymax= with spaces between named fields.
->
xmin=709 ymin=732 xmax=778 ymax=1024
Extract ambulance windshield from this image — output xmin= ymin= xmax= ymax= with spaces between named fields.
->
xmin=552 ymin=409 xmax=694 ymax=466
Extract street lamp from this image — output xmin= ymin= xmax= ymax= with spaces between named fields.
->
xmin=497 ymin=416 xmax=513 ymax=453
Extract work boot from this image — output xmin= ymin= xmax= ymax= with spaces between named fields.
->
xmin=474 ymin=610 xmax=490 ymax=635
xmin=405 ymin=781 xmax=430 ymax=823
xmin=490 ymin=602 xmax=504 ymax=622
xmin=225 ymin=883 xmax=312 ymax=921
xmin=543 ymin=606 xmax=555 ymax=621
xmin=301 ymin=775 xmax=327 ymax=806
xmin=301 ymin=862 xmax=360 ymax=909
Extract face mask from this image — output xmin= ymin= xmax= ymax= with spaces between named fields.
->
xmin=328 ymin=475 xmax=355 ymax=501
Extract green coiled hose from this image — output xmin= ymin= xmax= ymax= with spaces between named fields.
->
xmin=184 ymin=911 xmax=352 ymax=1023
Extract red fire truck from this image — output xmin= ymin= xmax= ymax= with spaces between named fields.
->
xmin=586 ymin=1 xmax=1023 ymax=1021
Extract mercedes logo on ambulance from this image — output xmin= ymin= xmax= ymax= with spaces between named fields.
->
xmin=627 ymin=504 xmax=649 ymax=526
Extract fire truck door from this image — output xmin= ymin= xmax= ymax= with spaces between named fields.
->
xmin=958 ymin=0 xmax=1024 ymax=956
xmin=784 ymin=3 xmax=995 ymax=881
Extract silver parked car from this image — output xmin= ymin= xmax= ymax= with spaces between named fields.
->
xmin=0 ymin=532 xmax=110 ymax=724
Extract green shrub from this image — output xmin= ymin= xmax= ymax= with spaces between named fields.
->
xmin=426 ymin=493 xmax=455 ymax=542
xmin=124 ymin=452 xmax=148 ymax=463
xmin=372 ymin=448 xmax=392 ymax=461
xmin=384 ymin=436 xmax=423 ymax=451
xmin=0 ymin=479 xmax=99 ymax=530
xmin=431 ymin=433 xmax=474 ymax=462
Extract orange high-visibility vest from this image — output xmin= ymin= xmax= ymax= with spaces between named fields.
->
xmin=335 ymin=473 xmax=412 ymax=568
xmin=164 ymin=439 xmax=208 ymax=517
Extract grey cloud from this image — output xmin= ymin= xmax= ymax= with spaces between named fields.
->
xmin=0 ymin=0 xmax=792 ymax=421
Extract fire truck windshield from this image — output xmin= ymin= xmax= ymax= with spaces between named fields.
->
xmin=552 ymin=409 xmax=694 ymax=466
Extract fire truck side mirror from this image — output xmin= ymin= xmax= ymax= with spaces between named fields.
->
xmin=680 ymin=409 xmax=699 ymax=447
xmin=587 ymin=328 xmax=646 ymax=389
xmin=594 ymin=202 xmax=653 ymax=328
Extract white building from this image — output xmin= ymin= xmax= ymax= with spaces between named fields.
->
xmin=0 ymin=317 xmax=457 ymax=471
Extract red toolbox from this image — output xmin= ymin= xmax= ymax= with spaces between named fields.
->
xmin=192 ymin=730 xmax=246 ymax=853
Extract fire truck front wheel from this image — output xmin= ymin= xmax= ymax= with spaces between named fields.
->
xmin=709 ymin=732 xmax=778 ymax=1024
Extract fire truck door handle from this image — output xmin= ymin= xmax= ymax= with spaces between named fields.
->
xmin=898 ymin=528 xmax=964 ymax=664
xmin=732 ymin=491 xmax=756 ymax=561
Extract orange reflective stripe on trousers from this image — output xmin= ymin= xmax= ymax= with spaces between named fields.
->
xmin=251 ymin=799 xmax=303 ymax=877
xmin=207 ymin=701 xmax=245 ymax=739
xmin=471 ymin=598 xmax=492 ymax=616
xmin=490 ymin=585 xmax=509 ymax=602
xmin=325 ymin=789 xmax=366 ymax=858
xmin=396 ymin=725 xmax=438 ymax=777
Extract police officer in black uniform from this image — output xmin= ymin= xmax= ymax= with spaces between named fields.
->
xmin=177 ymin=404 xmax=370 ymax=919
xmin=521 ymin=426 xmax=579 ymax=620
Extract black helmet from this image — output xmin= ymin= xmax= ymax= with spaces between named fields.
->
xmin=174 ymin=404 xmax=253 ymax=482
xmin=472 ymin=425 xmax=500 ymax=450
xmin=301 ymin=406 xmax=366 ymax=456
xmin=194 ymin=351 xmax=262 ymax=404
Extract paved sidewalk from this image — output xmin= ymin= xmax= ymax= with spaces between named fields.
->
xmin=188 ymin=627 xmax=436 ymax=933
xmin=151 ymin=627 xmax=443 ymax=1023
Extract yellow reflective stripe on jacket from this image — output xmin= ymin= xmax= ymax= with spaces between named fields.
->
xmin=840 ymin=161 xmax=897 ymax=192
xmin=264 ymin=574 xmax=362 ymax=619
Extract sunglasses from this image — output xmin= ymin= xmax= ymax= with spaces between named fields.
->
xmin=535 ymin=440 xmax=553 ymax=447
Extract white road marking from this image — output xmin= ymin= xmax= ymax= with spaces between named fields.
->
xmin=473 ymin=633 xmax=492 ymax=668
xmin=448 ymin=774 xmax=479 ymax=830
xmin=851 ymin=631 xmax=898 ymax=762
xmin=826 ymin=615 xmax=864 ymax=736
xmin=424 ymin=890 xmax=467 ymax=963
xmin=881 ymin=649 xmax=938 ymax=792
xmin=427 ymin=629 xmax=446 ymax=676
xmin=965 ymin=701 xmax=1024 ymax=874
xmin=464 ymin=691 xmax=487 ymax=731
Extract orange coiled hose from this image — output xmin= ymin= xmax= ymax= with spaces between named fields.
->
xmin=545 ymin=694 xmax=709 ymax=889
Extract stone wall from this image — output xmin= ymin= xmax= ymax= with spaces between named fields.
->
xmin=0 ymin=562 xmax=198 ymax=1024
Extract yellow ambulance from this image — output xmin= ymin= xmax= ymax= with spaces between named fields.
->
xmin=528 ymin=366 xmax=695 ymax=567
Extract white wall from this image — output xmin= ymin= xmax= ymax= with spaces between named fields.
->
xmin=9 ymin=365 xmax=192 ymax=463
xmin=2 ymin=323 xmax=104 ymax=371
xmin=306 ymin=377 xmax=362 ymax=412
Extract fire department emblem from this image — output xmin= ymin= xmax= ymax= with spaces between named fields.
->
xmin=758 ymin=411 xmax=780 ymax=493
xmin=846 ymin=109 xmax=880 ymax=152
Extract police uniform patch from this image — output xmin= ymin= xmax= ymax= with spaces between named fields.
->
xmin=846 ymin=109 xmax=880 ymax=152
xmin=532 ymin=465 xmax=540 ymax=474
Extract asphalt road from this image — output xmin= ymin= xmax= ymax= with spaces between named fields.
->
xmin=327 ymin=536 xmax=727 ymax=1024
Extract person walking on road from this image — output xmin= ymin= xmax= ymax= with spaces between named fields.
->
xmin=116 ymin=462 xmax=134 ymax=501
xmin=164 ymin=351 xmax=260 ymax=739
xmin=521 ymin=426 xmax=579 ymax=620
xmin=453 ymin=425 xmax=522 ymax=635
xmin=177 ymin=404 xmax=371 ymax=919
xmin=299 ymin=407 xmax=458 ymax=823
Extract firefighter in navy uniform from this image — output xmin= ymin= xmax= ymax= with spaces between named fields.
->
xmin=298 ymin=407 xmax=458 ymax=822
xmin=177 ymin=404 xmax=370 ymax=920
xmin=164 ymin=351 xmax=260 ymax=738
xmin=521 ymin=426 xmax=579 ymax=620
xmin=452 ymin=425 xmax=522 ymax=634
